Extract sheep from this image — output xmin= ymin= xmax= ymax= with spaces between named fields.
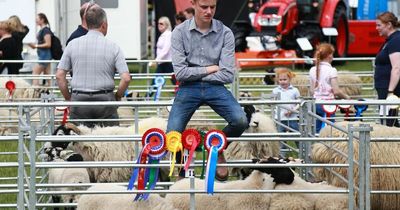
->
xmin=0 ymin=77 xmax=47 ymax=101
xmin=47 ymin=153 xmax=90 ymax=209
xmin=77 ymin=184 xmax=176 ymax=210
xmin=263 ymin=70 xmax=362 ymax=97
xmin=165 ymin=157 xmax=295 ymax=210
xmin=312 ymin=121 xmax=400 ymax=210
xmin=225 ymin=105 xmax=280 ymax=178
xmin=270 ymin=174 xmax=348 ymax=210
xmin=51 ymin=117 xmax=167 ymax=182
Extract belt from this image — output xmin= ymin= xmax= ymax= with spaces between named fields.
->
xmin=72 ymin=90 xmax=113 ymax=95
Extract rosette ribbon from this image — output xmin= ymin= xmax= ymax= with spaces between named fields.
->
xmin=321 ymin=104 xmax=337 ymax=129
xmin=56 ymin=107 xmax=70 ymax=125
xmin=354 ymin=99 xmax=368 ymax=119
xmin=338 ymin=104 xmax=351 ymax=118
xmin=5 ymin=80 xmax=15 ymax=101
xmin=166 ymin=131 xmax=183 ymax=177
xmin=182 ymin=129 xmax=201 ymax=171
xmin=204 ymin=130 xmax=227 ymax=195
xmin=127 ymin=128 xmax=167 ymax=201
xmin=152 ymin=76 xmax=165 ymax=101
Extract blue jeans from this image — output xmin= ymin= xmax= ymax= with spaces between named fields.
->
xmin=316 ymin=104 xmax=335 ymax=133
xmin=167 ymin=82 xmax=248 ymax=137
xmin=168 ymin=82 xmax=248 ymax=177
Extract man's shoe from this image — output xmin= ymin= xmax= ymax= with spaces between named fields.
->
xmin=215 ymin=153 xmax=229 ymax=181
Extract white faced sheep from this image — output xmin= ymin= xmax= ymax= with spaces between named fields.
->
xmin=77 ymin=184 xmax=176 ymax=210
xmin=263 ymin=70 xmax=362 ymax=97
xmin=47 ymin=152 xmax=90 ymax=208
xmin=312 ymin=121 xmax=400 ymax=210
xmin=51 ymin=117 xmax=167 ymax=183
xmin=224 ymin=105 xmax=280 ymax=178
xmin=165 ymin=157 xmax=295 ymax=210
xmin=270 ymin=174 xmax=348 ymax=210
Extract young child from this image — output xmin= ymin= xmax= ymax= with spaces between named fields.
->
xmin=309 ymin=43 xmax=350 ymax=133
xmin=272 ymin=67 xmax=300 ymax=156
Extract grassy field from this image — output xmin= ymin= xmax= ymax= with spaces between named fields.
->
xmin=0 ymin=59 xmax=374 ymax=206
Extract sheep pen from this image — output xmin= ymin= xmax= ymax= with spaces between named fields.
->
xmin=311 ymin=121 xmax=400 ymax=210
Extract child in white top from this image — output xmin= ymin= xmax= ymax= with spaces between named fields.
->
xmin=272 ymin=67 xmax=300 ymax=156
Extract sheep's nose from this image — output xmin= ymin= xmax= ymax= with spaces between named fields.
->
xmin=254 ymin=122 xmax=259 ymax=127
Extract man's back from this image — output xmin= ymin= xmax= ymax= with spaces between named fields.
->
xmin=59 ymin=30 xmax=128 ymax=91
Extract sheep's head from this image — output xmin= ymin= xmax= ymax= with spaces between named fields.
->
xmin=263 ymin=68 xmax=276 ymax=85
xmin=252 ymin=157 xmax=294 ymax=185
xmin=52 ymin=123 xmax=81 ymax=149
xmin=242 ymin=104 xmax=256 ymax=126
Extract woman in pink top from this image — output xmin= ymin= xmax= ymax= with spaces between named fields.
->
xmin=309 ymin=43 xmax=350 ymax=132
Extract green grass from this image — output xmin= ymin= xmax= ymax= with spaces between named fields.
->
xmin=0 ymin=141 xmax=18 ymax=205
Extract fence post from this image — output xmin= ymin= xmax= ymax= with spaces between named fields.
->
xmin=17 ymin=106 xmax=25 ymax=210
xmin=358 ymin=124 xmax=372 ymax=210
xmin=28 ymin=125 xmax=37 ymax=210
xmin=298 ymin=100 xmax=308 ymax=179
xmin=347 ymin=124 xmax=355 ymax=210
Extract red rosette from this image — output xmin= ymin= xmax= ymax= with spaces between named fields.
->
xmin=142 ymin=128 xmax=166 ymax=157
xmin=5 ymin=80 xmax=15 ymax=91
xmin=204 ymin=130 xmax=227 ymax=154
xmin=182 ymin=129 xmax=201 ymax=150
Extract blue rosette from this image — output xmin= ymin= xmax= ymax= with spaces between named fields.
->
xmin=153 ymin=76 xmax=165 ymax=101
xmin=204 ymin=130 xmax=227 ymax=195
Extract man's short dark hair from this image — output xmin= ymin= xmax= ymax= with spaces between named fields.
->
xmin=85 ymin=6 xmax=107 ymax=29
xmin=185 ymin=7 xmax=195 ymax=15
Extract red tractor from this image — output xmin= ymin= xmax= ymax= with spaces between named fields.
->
xmin=233 ymin=0 xmax=383 ymax=67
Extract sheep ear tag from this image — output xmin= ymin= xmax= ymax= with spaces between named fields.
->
xmin=204 ymin=130 xmax=227 ymax=195
xmin=182 ymin=129 xmax=201 ymax=172
xmin=5 ymin=80 xmax=16 ymax=101
xmin=166 ymin=131 xmax=182 ymax=177
xmin=128 ymin=128 xmax=167 ymax=201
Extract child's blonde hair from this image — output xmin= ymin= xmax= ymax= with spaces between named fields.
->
xmin=274 ymin=67 xmax=296 ymax=82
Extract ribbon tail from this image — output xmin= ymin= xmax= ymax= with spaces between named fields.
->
xmin=184 ymin=142 xmax=197 ymax=171
xmin=143 ymin=159 xmax=159 ymax=200
xmin=169 ymin=148 xmax=177 ymax=177
xmin=127 ymin=152 xmax=143 ymax=190
xmin=205 ymin=146 xmax=218 ymax=195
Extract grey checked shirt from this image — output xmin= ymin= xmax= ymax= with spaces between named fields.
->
xmin=57 ymin=30 xmax=129 ymax=91
xmin=171 ymin=18 xmax=236 ymax=84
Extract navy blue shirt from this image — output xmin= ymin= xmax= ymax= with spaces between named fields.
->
xmin=374 ymin=31 xmax=400 ymax=89
xmin=66 ymin=25 xmax=88 ymax=46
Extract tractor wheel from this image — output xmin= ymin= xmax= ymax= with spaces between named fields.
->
xmin=232 ymin=23 xmax=251 ymax=52
xmin=331 ymin=5 xmax=349 ymax=61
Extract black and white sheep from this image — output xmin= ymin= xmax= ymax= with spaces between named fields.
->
xmin=225 ymin=105 xmax=280 ymax=178
xmin=51 ymin=117 xmax=167 ymax=183
xmin=77 ymin=184 xmax=176 ymax=210
xmin=165 ymin=157 xmax=294 ymax=210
